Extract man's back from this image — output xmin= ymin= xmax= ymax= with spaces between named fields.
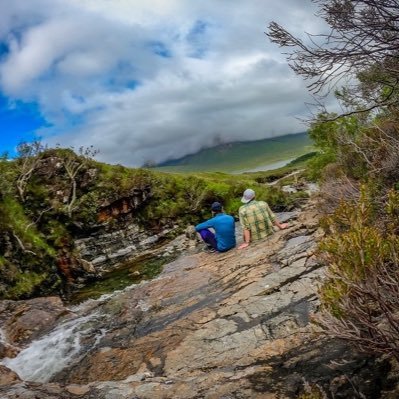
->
xmin=239 ymin=200 xmax=275 ymax=241
xmin=195 ymin=213 xmax=236 ymax=252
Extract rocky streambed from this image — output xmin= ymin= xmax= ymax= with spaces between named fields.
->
xmin=0 ymin=199 xmax=397 ymax=398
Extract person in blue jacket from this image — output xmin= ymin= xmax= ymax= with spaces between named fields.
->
xmin=195 ymin=202 xmax=236 ymax=252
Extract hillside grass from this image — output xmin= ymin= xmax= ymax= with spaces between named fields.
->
xmin=0 ymin=148 xmax=315 ymax=300
xmin=154 ymin=132 xmax=313 ymax=173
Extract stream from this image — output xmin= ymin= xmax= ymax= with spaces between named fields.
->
xmin=1 ymin=253 xmax=178 ymax=382
xmin=0 ymin=213 xmax=297 ymax=384
xmin=2 ymin=298 xmax=109 ymax=382
xmin=70 ymin=253 xmax=177 ymax=304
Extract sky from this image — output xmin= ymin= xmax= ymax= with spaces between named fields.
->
xmin=0 ymin=0 xmax=328 ymax=166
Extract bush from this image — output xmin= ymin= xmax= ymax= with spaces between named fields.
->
xmin=317 ymin=187 xmax=399 ymax=360
xmin=0 ymin=147 xmax=295 ymax=299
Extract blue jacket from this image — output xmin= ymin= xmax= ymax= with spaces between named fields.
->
xmin=195 ymin=213 xmax=236 ymax=252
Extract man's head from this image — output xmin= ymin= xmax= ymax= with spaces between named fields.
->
xmin=211 ymin=201 xmax=223 ymax=213
xmin=241 ymin=188 xmax=255 ymax=204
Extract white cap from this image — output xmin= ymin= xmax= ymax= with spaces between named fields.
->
xmin=241 ymin=188 xmax=255 ymax=204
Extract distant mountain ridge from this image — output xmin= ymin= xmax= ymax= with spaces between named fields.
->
xmin=154 ymin=132 xmax=312 ymax=173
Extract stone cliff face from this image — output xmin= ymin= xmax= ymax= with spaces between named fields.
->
xmin=97 ymin=187 xmax=151 ymax=222
xmin=0 ymin=198 xmax=396 ymax=398
xmin=0 ymin=151 xmax=159 ymax=299
xmin=74 ymin=222 xmax=179 ymax=275
xmin=70 ymin=186 xmax=161 ymax=277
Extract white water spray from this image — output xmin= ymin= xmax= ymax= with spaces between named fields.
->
xmin=0 ymin=284 xmax=141 ymax=382
xmin=2 ymin=312 xmax=105 ymax=382
xmin=0 ymin=328 xmax=6 ymax=345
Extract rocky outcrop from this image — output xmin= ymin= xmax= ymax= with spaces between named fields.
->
xmin=0 ymin=365 xmax=20 ymax=387
xmin=0 ymin=297 xmax=69 ymax=351
xmin=0 ymin=199 xmax=396 ymax=398
xmin=98 ymin=186 xmax=151 ymax=222
xmin=74 ymin=224 xmax=180 ymax=275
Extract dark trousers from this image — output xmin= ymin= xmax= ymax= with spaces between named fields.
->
xmin=198 ymin=229 xmax=217 ymax=250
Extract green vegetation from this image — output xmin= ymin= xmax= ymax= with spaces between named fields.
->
xmin=2 ymin=196 xmax=55 ymax=256
xmin=139 ymin=170 xmax=291 ymax=227
xmin=304 ymin=106 xmax=399 ymax=359
xmin=6 ymin=271 xmax=48 ymax=299
xmin=306 ymin=115 xmax=361 ymax=181
xmin=154 ymin=132 xmax=313 ymax=173
xmin=70 ymin=254 xmax=176 ymax=304
xmin=0 ymin=146 xmax=308 ymax=300
xmin=318 ymin=183 xmax=399 ymax=359
xmin=297 ymin=384 xmax=326 ymax=399
xmin=268 ymin=0 xmax=399 ymax=361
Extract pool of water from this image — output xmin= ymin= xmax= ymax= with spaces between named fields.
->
xmin=69 ymin=253 xmax=177 ymax=304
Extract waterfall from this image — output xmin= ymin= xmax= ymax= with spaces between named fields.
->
xmin=0 ymin=292 xmax=121 ymax=383
xmin=0 ymin=328 xmax=6 ymax=344
xmin=2 ymin=312 xmax=105 ymax=383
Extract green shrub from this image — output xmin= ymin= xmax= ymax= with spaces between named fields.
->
xmin=2 ymin=196 xmax=55 ymax=256
xmin=306 ymin=151 xmax=336 ymax=181
xmin=317 ymin=187 xmax=399 ymax=359
xmin=1 ymin=147 xmax=297 ymax=299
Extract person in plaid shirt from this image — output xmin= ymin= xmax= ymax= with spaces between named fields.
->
xmin=238 ymin=188 xmax=288 ymax=250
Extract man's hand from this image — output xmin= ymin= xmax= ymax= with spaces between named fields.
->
xmin=279 ymin=223 xmax=288 ymax=230
xmin=238 ymin=242 xmax=249 ymax=250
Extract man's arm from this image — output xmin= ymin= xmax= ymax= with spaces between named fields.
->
xmin=265 ymin=202 xmax=288 ymax=230
xmin=238 ymin=229 xmax=251 ymax=250
xmin=274 ymin=220 xmax=288 ymax=230
xmin=238 ymin=208 xmax=251 ymax=249
xmin=195 ymin=218 xmax=213 ymax=232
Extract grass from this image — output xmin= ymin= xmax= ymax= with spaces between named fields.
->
xmin=154 ymin=132 xmax=313 ymax=173
xmin=2 ymin=196 xmax=56 ymax=256
xmin=6 ymin=271 xmax=48 ymax=299
xmin=0 ymin=147 xmax=315 ymax=300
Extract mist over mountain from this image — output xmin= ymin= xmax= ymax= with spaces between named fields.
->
xmin=155 ymin=132 xmax=311 ymax=172
xmin=0 ymin=0 xmax=326 ymax=166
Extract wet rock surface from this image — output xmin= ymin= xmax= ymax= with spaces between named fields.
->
xmin=75 ymin=224 xmax=179 ymax=274
xmin=0 ymin=365 xmax=20 ymax=387
xmin=0 ymin=200 xmax=396 ymax=398
xmin=0 ymin=297 xmax=69 ymax=349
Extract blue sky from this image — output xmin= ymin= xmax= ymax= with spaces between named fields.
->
xmin=0 ymin=96 xmax=47 ymax=156
xmin=0 ymin=0 xmax=324 ymax=166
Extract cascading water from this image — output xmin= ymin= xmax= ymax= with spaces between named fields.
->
xmin=0 ymin=328 xmax=6 ymax=345
xmin=0 ymin=252 xmax=175 ymax=383
xmin=2 ymin=312 xmax=105 ymax=383
xmin=0 ymin=292 xmax=119 ymax=383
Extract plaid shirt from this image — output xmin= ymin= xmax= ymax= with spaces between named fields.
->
xmin=239 ymin=200 xmax=276 ymax=241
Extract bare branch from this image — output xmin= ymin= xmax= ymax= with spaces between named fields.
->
xmin=15 ymin=141 xmax=46 ymax=202
xmin=267 ymin=1 xmax=399 ymax=117
xmin=60 ymin=146 xmax=98 ymax=218
xmin=11 ymin=232 xmax=37 ymax=256
xmin=25 ymin=207 xmax=53 ymax=232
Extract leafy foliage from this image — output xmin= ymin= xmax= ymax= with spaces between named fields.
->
xmin=306 ymin=114 xmax=364 ymax=180
xmin=318 ymin=188 xmax=399 ymax=359
xmin=0 ymin=153 xmax=16 ymax=198
xmin=0 ymin=146 xmax=298 ymax=300
xmin=268 ymin=0 xmax=399 ymax=362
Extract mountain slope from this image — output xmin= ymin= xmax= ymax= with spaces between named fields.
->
xmin=154 ymin=132 xmax=312 ymax=173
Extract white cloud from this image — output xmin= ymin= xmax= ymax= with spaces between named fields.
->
xmin=0 ymin=0 xmax=324 ymax=166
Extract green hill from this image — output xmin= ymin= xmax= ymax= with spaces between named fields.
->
xmin=0 ymin=147 xmax=309 ymax=300
xmin=154 ymin=132 xmax=313 ymax=173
